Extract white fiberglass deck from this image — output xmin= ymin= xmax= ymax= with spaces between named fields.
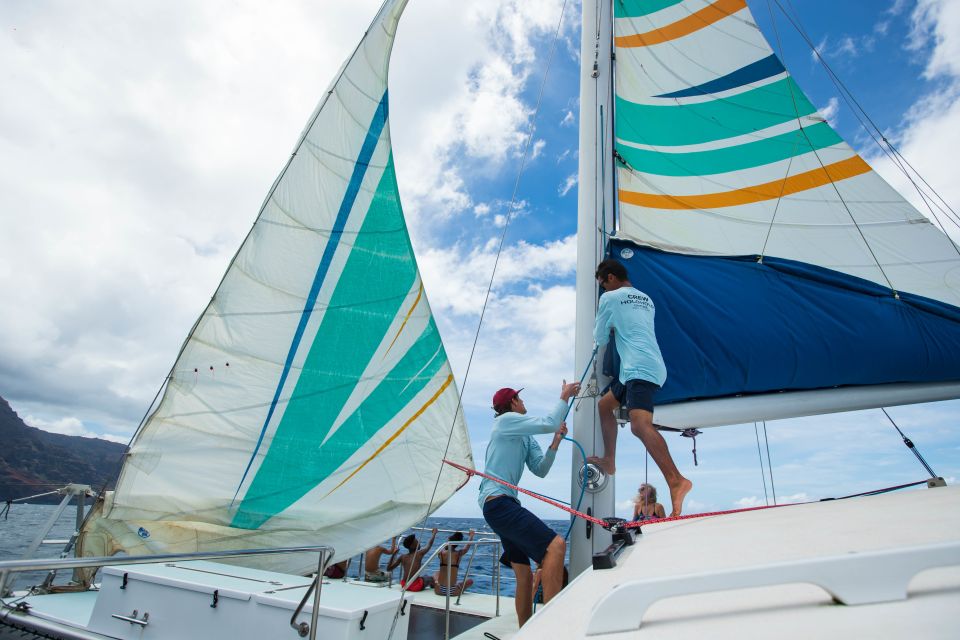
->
xmin=519 ymin=485 xmax=960 ymax=639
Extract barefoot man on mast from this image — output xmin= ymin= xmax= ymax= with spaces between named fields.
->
xmin=588 ymin=259 xmax=692 ymax=516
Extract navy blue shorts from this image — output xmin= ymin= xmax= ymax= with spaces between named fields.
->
xmin=606 ymin=379 xmax=659 ymax=413
xmin=482 ymin=496 xmax=558 ymax=567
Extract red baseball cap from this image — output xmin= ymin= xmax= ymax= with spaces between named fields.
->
xmin=492 ymin=387 xmax=523 ymax=409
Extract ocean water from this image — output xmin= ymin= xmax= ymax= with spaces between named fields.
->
xmin=0 ymin=504 xmax=569 ymax=597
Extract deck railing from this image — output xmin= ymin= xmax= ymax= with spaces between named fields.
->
xmin=0 ymin=545 xmax=334 ymax=640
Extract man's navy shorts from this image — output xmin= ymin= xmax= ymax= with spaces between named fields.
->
xmin=482 ymin=496 xmax=557 ymax=567
xmin=606 ymin=379 xmax=659 ymax=413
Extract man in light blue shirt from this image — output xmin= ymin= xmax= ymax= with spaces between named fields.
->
xmin=588 ymin=258 xmax=692 ymax=517
xmin=480 ymin=381 xmax=579 ymax=627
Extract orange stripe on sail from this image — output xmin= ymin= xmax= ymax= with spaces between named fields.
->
xmin=615 ymin=0 xmax=747 ymax=48
xmin=323 ymin=373 xmax=455 ymax=498
xmin=383 ymin=283 xmax=423 ymax=359
xmin=619 ymin=155 xmax=871 ymax=210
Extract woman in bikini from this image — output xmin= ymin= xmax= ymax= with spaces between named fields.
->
xmin=433 ymin=530 xmax=475 ymax=596
xmin=632 ymin=483 xmax=665 ymax=522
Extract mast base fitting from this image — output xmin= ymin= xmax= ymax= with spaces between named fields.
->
xmin=928 ymin=477 xmax=947 ymax=488
xmin=579 ymin=463 xmax=608 ymax=493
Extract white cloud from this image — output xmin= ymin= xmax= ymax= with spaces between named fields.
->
xmin=813 ymin=33 xmax=875 ymax=64
xmin=560 ymin=110 xmax=575 ymax=127
xmin=391 ymin=0 xmax=573 ymax=236
xmin=684 ymin=499 xmax=711 ymax=513
xmin=908 ymin=0 xmax=960 ymax=79
xmin=0 ymin=0 xmax=574 ymax=433
xmin=818 ymin=96 xmax=840 ymax=127
xmin=419 ymin=234 xmax=576 ymax=318
xmin=559 ymin=172 xmax=578 ymax=196
xmin=836 ymin=36 xmax=859 ymax=57
xmin=24 ymin=414 xmax=127 ymax=444
xmin=869 ymin=0 xmax=960 ymax=233
xmin=811 ymin=36 xmax=829 ymax=64
xmin=531 ymin=139 xmax=547 ymax=160
xmin=887 ymin=0 xmax=910 ymax=17
xmin=733 ymin=493 xmax=808 ymax=508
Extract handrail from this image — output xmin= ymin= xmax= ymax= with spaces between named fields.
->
xmin=585 ymin=540 xmax=960 ymax=636
xmin=410 ymin=526 xmax=495 ymax=536
xmin=0 ymin=545 xmax=332 ymax=573
xmin=397 ymin=538 xmax=502 ymax=640
xmin=454 ymin=538 xmax=481 ymax=606
xmin=0 ymin=545 xmax=334 ymax=640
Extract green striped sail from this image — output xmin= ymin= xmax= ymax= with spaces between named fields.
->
xmin=613 ymin=0 xmax=960 ymax=310
xmin=79 ymin=0 xmax=473 ymax=574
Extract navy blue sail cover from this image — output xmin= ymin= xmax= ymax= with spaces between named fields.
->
xmin=607 ymin=239 xmax=960 ymax=405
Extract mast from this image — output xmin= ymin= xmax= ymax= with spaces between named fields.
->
xmin=570 ymin=0 xmax=615 ymax=578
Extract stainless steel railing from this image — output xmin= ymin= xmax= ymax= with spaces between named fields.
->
xmin=397 ymin=538 xmax=502 ymax=639
xmin=0 ymin=545 xmax=334 ymax=640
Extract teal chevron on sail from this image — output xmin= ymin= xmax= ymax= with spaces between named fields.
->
xmin=616 ymin=77 xmax=816 ymax=146
xmin=616 ymin=121 xmax=842 ymax=177
xmin=233 ymin=153 xmax=441 ymax=529
xmin=81 ymin=0 xmax=473 ymax=577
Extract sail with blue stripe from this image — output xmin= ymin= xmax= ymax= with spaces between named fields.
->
xmin=79 ymin=0 xmax=473 ymax=574
xmin=611 ymin=0 xmax=960 ymax=426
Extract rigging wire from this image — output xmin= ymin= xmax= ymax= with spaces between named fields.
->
xmin=753 ymin=422 xmax=770 ymax=506
xmin=764 ymin=0 xmax=900 ymax=297
xmin=880 ymin=408 xmax=941 ymax=480
xmin=762 ymin=421 xmax=777 ymax=505
xmin=777 ymin=0 xmax=960 ymax=230
xmin=417 ymin=0 xmax=571 ymax=544
xmin=772 ymin=0 xmax=960 ymax=255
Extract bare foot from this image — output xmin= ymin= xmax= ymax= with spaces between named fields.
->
xmin=669 ymin=477 xmax=693 ymax=517
xmin=587 ymin=455 xmax=615 ymax=476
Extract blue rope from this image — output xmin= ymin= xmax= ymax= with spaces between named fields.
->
xmin=560 ymin=345 xmax=598 ymax=540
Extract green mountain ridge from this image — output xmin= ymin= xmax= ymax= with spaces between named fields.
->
xmin=0 ymin=395 xmax=126 ymax=504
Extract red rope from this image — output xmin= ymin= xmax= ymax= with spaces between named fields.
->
xmin=443 ymin=459 xmax=802 ymax=530
xmin=623 ymin=502 xmax=796 ymax=528
xmin=444 ymin=462 xmax=930 ymax=531
xmin=443 ymin=459 xmax=609 ymax=527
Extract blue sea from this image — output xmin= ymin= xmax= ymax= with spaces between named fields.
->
xmin=0 ymin=504 xmax=569 ymax=597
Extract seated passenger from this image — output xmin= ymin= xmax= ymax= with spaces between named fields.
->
xmin=632 ymin=483 xmax=665 ymax=521
xmin=323 ymin=559 xmax=349 ymax=580
xmin=387 ymin=529 xmax=437 ymax=592
xmin=433 ymin=530 xmax=475 ymax=596
xmin=364 ymin=536 xmax=398 ymax=582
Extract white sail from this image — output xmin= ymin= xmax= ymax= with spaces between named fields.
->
xmin=79 ymin=0 xmax=473 ymax=574
xmin=606 ymin=0 xmax=960 ymax=426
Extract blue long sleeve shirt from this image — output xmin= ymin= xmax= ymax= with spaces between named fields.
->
xmin=594 ymin=286 xmax=667 ymax=387
xmin=477 ymin=399 xmax=566 ymax=508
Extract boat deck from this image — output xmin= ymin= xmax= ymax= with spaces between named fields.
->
xmin=1 ymin=569 xmax=519 ymax=640
xmin=518 ymin=485 xmax=960 ymax=639
xmin=345 ymin=578 xmax=519 ymax=639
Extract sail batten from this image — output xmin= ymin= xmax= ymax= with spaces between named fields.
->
xmin=79 ymin=0 xmax=473 ymax=574
xmin=613 ymin=0 xmax=960 ymax=420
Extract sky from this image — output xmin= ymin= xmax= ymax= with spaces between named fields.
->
xmin=1 ymin=0 xmax=958 ymax=519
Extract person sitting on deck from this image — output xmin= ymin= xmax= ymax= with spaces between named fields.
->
xmin=632 ymin=483 xmax=665 ymax=522
xmin=323 ymin=560 xmax=349 ymax=580
xmin=387 ymin=529 xmax=437 ymax=592
xmin=588 ymin=258 xmax=693 ymax=516
xmin=364 ymin=536 xmax=398 ymax=583
xmin=433 ymin=530 xmax=475 ymax=596
xmin=480 ymin=381 xmax=579 ymax=627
